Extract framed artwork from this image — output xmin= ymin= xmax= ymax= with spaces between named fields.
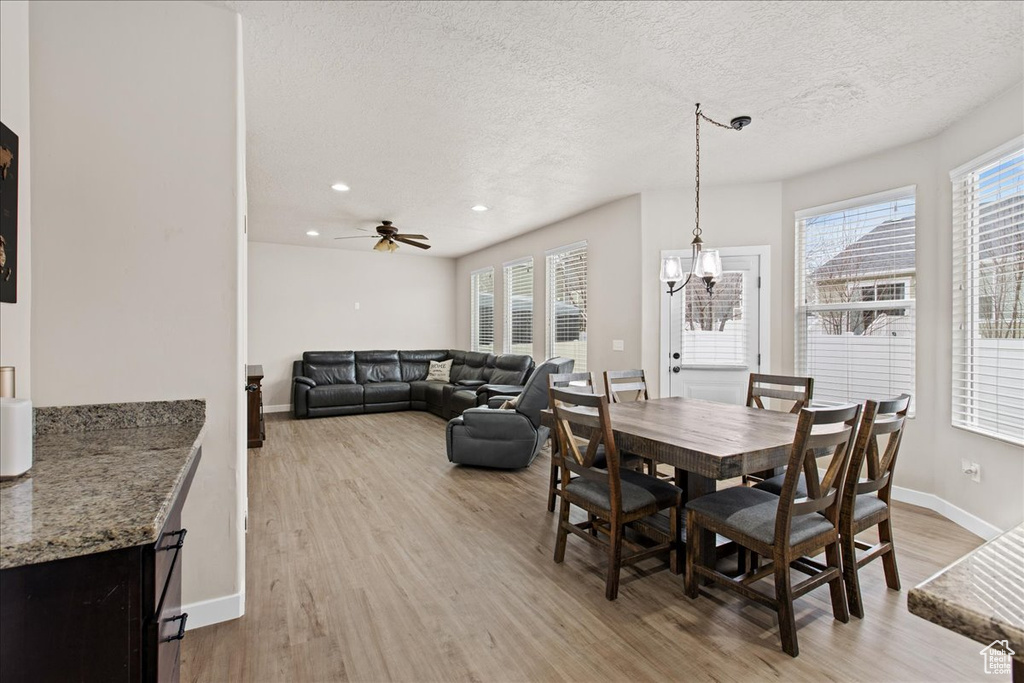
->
xmin=0 ymin=121 xmax=18 ymax=303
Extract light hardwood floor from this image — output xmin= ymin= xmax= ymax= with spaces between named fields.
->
xmin=182 ymin=411 xmax=994 ymax=683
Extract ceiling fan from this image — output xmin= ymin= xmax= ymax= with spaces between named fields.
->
xmin=334 ymin=220 xmax=430 ymax=252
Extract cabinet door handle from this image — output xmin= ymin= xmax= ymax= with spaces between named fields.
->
xmin=164 ymin=613 xmax=188 ymax=642
xmin=160 ymin=528 xmax=187 ymax=551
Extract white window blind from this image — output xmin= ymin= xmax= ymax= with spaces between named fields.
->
xmin=471 ymin=268 xmax=494 ymax=354
xmin=681 ymin=271 xmax=748 ymax=366
xmin=546 ymin=242 xmax=588 ymax=371
xmin=795 ymin=187 xmax=916 ymax=410
xmin=504 ymin=258 xmax=533 ymax=357
xmin=951 ymin=139 xmax=1024 ymax=445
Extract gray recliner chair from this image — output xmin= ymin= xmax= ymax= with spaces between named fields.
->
xmin=446 ymin=357 xmax=574 ymax=469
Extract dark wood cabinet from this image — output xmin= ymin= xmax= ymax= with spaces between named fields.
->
xmin=0 ymin=448 xmax=201 ymax=683
xmin=246 ymin=364 xmax=265 ymax=448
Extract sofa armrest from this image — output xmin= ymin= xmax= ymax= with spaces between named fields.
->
xmin=487 ymin=396 xmax=514 ymax=409
xmin=459 ymin=406 xmax=536 ymax=438
xmin=294 ymin=376 xmax=316 ymax=387
xmin=477 ymin=384 xmax=526 ymax=402
xmin=457 ymin=379 xmax=487 ymax=388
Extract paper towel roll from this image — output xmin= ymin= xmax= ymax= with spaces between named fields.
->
xmin=1 ymin=397 xmax=33 ymax=478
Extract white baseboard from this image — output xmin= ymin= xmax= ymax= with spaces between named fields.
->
xmin=265 ymin=404 xmax=291 ymax=414
xmin=183 ymin=592 xmax=245 ymax=631
xmin=891 ymin=486 xmax=1002 ymax=541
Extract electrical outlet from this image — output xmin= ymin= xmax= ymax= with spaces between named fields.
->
xmin=961 ymin=459 xmax=981 ymax=483
xmin=612 ymin=339 xmax=624 ymax=352
xmin=354 ymin=302 xmax=360 ymax=310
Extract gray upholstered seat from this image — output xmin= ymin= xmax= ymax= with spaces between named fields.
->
xmin=755 ymin=474 xmax=888 ymax=523
xmin=565 ymin=468 xmax=680 ymax=514
xmin=685 ymin=486 xmax=833 ymax=547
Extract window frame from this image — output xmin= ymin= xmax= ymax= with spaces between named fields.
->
xmin=503 ymin=257 xmax=534 ymax=357
xmin=794 ymin=186 xmax=917 ymax=413
xmin=545 ymin=241 xmax=588 ymax=371
xmin=470 ymin=266 xmax=494 ymax=354
xmin=950 ymin=136 xmax=1024 ymax=446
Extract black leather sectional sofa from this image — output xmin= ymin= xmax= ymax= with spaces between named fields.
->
xmin=292 ymin=350 xmax=535 ymax=419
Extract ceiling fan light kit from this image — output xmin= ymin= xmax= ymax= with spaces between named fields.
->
xmin=661 ymin=103 xmax=751 ymax=297
xmin=335 ymin=220 xmax=431 ymax=252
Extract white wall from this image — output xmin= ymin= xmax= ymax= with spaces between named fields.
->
xmin=249 ymin=242 xmax=458 ymax=408
xmin=455 ymin=195 xmax=643 ymax=378
xmin=781 ymin=83 xmax=1024 ymax=532
xmin=640 ymin=183 xmax=783 ymax=397
xmin=0 ymin=0 xmax=31 ymax=398
xmin=29 ymin=0 xmax=246 ymax=620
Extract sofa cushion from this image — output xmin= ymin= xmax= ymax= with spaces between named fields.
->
xmin=424 ymin=382 xmax=449 ymax=407
xmin=456 ymin=351 xmax=493 ymax=382
xmin=399 ymin=350 xmax=450 ymax=382
xmin=449 ymin=388 xmax=480 ymax=416
xmin=408 ymin=380 xmax=434 ymax=402
xmin=364 ymin=382 xmax=411 ymax=404
xmin=355 ymin=350 xmax=401 ymax=383
xmin=308 ymin=384 xmax=364 ymax=408
xmin=489 ymin=354 xmax=533 ymax=385
xmin=303 ymin=351 xmax=356 ymax=385
xmin=427 ymin=360 xmax=454 ymax=382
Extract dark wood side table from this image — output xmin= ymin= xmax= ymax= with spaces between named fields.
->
xmin=246 ymin=365 xmax=265 ymax=448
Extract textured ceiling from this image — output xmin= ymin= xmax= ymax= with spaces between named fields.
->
xmin=223 ymin=0 xmax=1023 ymax=257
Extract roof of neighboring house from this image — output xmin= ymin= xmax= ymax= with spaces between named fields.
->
xmin=812 ymin=216 xmax=915 ymax=283
xmin=813 ymin=196 xmax=1021 ymax=283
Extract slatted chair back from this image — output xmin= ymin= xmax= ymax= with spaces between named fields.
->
xmin=775 ymin=404 xmax=862 ymax=542
xmin=604 ymin=369 xmax=650 ymax=403
xmin=844 ymin=394 xmax=911 ymax=504
xmin=747 ymin=374 xmax=814 ymax=414
xmin=549 ymin=387 xmax=622 ymax=492
xmin=548 ymin=371 xmax=596 ymax=393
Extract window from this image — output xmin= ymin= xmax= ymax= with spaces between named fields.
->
xmin=470 ymin=267 xmax=494 ymax=353
xmin=503 ymin=258 xmax=533 ymax=356
xmin=951 ymin=139 xmax=1024 ymax=445
xmin=546 ymin=242 xmax=588 ymax=371
xmin=795 ymin=187 xmax=916 ymax=410
xmin=680 ymin=271 xmax=749 ymax=366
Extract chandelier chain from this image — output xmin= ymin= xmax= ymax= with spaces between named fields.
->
xmin=694 ymin=103 xmax=741 ymax=241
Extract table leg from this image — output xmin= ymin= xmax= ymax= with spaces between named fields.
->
xmin=676 ymin=469 xmax=718 ymax=585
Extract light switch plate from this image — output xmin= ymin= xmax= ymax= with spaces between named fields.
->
xmin=612 ymin=339 xmax=624 ymax=351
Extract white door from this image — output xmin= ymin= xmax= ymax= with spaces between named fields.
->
xmin=661 ymin=250 xmax=765 ymax=404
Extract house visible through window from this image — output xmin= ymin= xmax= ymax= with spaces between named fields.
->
xmin=470 ymin=267 xmax=494 ymax=354
xmin=795 ymin=187 xmax=916 ymax=410
xmin=504 ymin=258 xmax=533 ymax=357
xmin=951 ymin=139 xmax=1023 ymax=444
xmin=546 ymin=242 xmax=588 ymax=371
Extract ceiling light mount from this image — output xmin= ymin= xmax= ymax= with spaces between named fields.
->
xmin=729 ymin=115 xmax=752 ymax=130
xmin=331 ymin=182 xmax=350 ymax=192
xmin=471 ymin=205 xmax=489 ymax=212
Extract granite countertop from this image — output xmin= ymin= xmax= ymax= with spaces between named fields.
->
xmin=908 ymin=524 xmax=1024 ymax=657
xmin=0 ymin=400 xmax=205 ymax=570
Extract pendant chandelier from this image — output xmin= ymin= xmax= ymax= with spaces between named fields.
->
xmin=661 ymin=103 xmax=751 ymax=297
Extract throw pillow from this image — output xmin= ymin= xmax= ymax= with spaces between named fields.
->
xmin=500 ymin=394 xmax=521 ymax=410
xmin=426 ymin=359 xmax=453 ymax=382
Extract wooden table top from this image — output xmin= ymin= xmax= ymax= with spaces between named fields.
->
xmin=541 ymin=396 xmax=801 ymax=481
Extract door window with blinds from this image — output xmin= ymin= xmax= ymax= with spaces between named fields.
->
xmin=470 ymin=267 xmax=494 ymax=354
xmin=951 ymin=139 xmax=1024 ymax=444
xmin=795 ymin=187 xmax=916 ymax=410
xmin=679 ymin=271 xmax=749 ymax=366
xmin=546 ymin=242 xmax=588 ymax=371
xmin=504 ymin=258 xmax=533 ymax=356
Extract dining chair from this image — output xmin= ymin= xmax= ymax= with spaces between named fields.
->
xmin=743 ymin=373 xmax=815 ymax=485
xmin=550 ymin=387 xmax=683 ymax=600
xmin=839 ymin=393 xmax=911 ymax=619
xmin=685 ymin=402 xmax=862 ymax=657
xmin=603 ymin=369 xmax=660 ymax=477
xmin=546 ymin=372 xmax=597 ymax=513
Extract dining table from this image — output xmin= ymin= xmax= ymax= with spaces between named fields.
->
xmin=539 ymin=395 xmax=804 ymax=566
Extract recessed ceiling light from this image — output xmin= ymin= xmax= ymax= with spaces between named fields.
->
xmin=331 ymin=182 xmax=350 ymax=192
xmin=306 ymin=230 xmax=320 ymax=236
xmin=472 ymin=205 xmax=489 ymax=212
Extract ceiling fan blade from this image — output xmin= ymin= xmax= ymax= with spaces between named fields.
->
xmin=394 ymin=233 xmax=428 ymax=240
xmin=334 ymin=235 xmax=377 ymax=240
xmin=393 ymin=236 xmax=431 ymax=250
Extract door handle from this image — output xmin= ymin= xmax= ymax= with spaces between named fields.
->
xmin=672 ymin=366 xmax=681 ymax=374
